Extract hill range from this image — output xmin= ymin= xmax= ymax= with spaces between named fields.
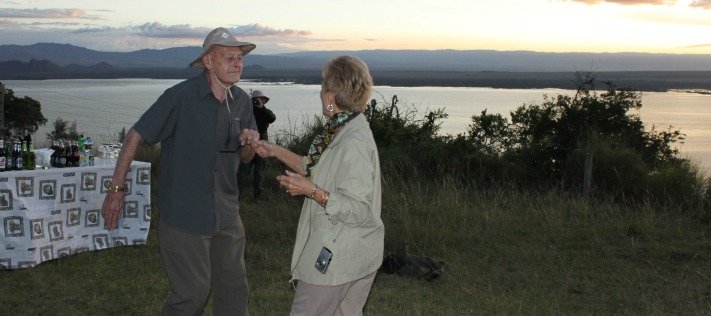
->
xmin=0 ymin=43 xmax=710 ymax=91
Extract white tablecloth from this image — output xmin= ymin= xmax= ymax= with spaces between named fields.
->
xmin=0 ymin=160 xmax=151 ymax=269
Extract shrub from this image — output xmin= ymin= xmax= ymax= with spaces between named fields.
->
xmin=3 ymin=87 xmax=48 ymax=138
xmin=647 ymin=159 xmax=707 ymax=209
xmin=562 ymin=135 xmax=649 ymax=200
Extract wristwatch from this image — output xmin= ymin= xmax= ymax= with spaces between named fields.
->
xmin=106 ymin=183 xmax=128 ymax=193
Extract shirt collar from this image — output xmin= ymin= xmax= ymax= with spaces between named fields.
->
xmin=197 ymin=71 xmax=239 ymax=102
xmin=198 ymin=71 xmax=212 ymax=99
xmin=329 ymin=113 xmax=367 ymax=147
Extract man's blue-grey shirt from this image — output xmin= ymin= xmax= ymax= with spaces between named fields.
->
xmin=133 ymin=72 xmax=256 ymax=235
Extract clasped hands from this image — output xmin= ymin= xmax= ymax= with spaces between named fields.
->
xmin=240 ymin=130 xmax=276 ymax=159
xmin=239 ymin=129 xmax=260 ymax=148
xmin=239 ymin=129 xmax=275 ymax=156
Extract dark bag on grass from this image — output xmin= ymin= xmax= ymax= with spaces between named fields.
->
xmin=379 ymin=253 xmax=444 ymax=282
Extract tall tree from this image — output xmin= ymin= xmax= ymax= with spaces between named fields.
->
xmin=3 ymin=88 xmax=47 ymax=138
xmin=46 ymin=117 xmax=79 ymax=141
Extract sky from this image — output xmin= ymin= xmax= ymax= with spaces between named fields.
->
xmin=0 ymin=0 xmax=710 ymax=55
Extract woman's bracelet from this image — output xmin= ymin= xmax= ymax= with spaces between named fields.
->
xmin=319 ymin=191 xmax=329 ymax=208
xmin=310 ymin=185 xmax=317 ymax=200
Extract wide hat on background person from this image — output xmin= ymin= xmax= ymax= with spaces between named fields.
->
xmin=251 ymin=90 xmax=270 ymax=104
xmin=189 ymin=27 xmax=256 ymax=69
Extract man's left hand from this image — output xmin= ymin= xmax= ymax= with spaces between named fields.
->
xmin=240 ymin=129 xmax=260 ymax=147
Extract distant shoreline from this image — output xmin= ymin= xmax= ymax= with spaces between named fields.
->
xmin=2 ymin=69 xmax=710 ymax=92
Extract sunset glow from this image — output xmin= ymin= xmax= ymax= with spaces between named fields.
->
xmin=0 ymin=0 xmax=709 ymax=54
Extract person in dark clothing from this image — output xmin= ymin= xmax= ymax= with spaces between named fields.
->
xmin=238 ymin=90 xmax=276 ymax=201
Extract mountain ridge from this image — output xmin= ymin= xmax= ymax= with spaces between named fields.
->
xmin=1 ymin=44 xmax=710 ymax=91
xmin=2 ymin=43 xmax=711 ymax=72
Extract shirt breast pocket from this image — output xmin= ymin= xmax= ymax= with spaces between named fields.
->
xmin=219 ymin=117 xmax=241 ymax=152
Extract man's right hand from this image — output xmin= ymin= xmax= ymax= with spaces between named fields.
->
xmin=101 ymin=191 xmax=124 ymax=230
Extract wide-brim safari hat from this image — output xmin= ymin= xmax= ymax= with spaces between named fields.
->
xmin=189 ymin=27 xmax=256 ymax=69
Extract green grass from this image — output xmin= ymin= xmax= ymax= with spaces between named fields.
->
xmin=2 ymin=160 xmax=709 ymax=315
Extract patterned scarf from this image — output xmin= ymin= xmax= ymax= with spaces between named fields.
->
xmin=305 ymin=111 xmax=360 ymax=178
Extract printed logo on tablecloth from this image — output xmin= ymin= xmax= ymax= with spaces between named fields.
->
xmin=18 ymin=261 xmax=36 ymax=268
xmin=0 ymin=258 xmax=10 ymax=269
xmin=73 ymin=246 xmax=89 ymax=254
xmin=125 ymin=178 xmax=133 ymax=196
xmin=0 ymin=189 xmax=13 ymax=211
xmin=48 ymin=221 xmax=64 ymax=242
xmin=66 ymin=208 xmax=81 ymax=227
xmin=30 ymin=218 xmax=44 ymax=240
xmin=133 ymin=239 xmax=147 ymax=245
xmin=143 ymin=204 xmax=151 ymax=222
xmin=85 ymin=209 xmax=100 ymax=228
xmin=40 ymin=245 xmax=53 ymax=261
xmin=57 ymin=247 xmax=71 ymax=257
xmin=113 ymin=237 xmax=128 ymax=246
xmin=81 ymin=172 xmax=97 ymax=191
xmin=92 ymin=233 xmax=109 ymax=250
xmin=100 ymin=176 xmax=112 ymax=194
xmin=15 ymin=176 xmax=35 ymax=198
xmin=124 ymin=201 xmax=138 ymax=218
xmin=60 ymin=184 xmax=76 ymax=203
xmin=4 ymin=216 xmax=23 ymax=237
xmin=136 ymin=167 xmax=151 ymax=185
xmin=39 ymin=180 xmax=57 ymax=200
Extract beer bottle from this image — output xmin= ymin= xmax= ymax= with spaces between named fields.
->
xmin=0 ymin=139 xmax=6 ymax=171
xmin=15 ymin=141 xmax=24 ymax=170
xmin=78 ymin=135 xmax=87 ymax=167
xmin=6 ymin=139 xmax=15 ymax=171
xmin=22 ymin=139 xmax=29 ymax=170
xmin=50 ymin=140 xmax=58 ymax=168
xmin=58 ymin=140 xmax=67 ymax=168
xmin=25 ymin=136 xmax=36 ymax=170
xmin=65 ymin=141 xmax=73 ymax=167
xmin=84 ymin=137 xmax=95 ymax=166
xmin=71 ymin=140 xmax=80 ymax=167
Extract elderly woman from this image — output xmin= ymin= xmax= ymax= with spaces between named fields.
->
xmin=256 ymin=55 xmax=384 ymax=315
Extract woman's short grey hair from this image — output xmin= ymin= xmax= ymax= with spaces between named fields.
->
xmin=322 ymin=56 xmax=373 ymax=113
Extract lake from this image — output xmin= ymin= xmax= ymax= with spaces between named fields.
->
xmin=4 ymin=79 xmax=710 ymax=175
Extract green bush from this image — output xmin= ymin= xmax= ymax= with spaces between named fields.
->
xmin=647 ymin=159 xmax=707 ymax=210
xmin=562 ymin=135 xmax=649 ymax=200
xmin=125 ymin=74 xmax=711 ymax=217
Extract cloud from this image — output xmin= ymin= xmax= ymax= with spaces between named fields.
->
xmin=685 ymin=43 xmax=711 ymax=48
xmin=134 ymin=23 xmax=206 ymax=39
xmin=0 ymin=18 xmax=18 ymax=26
xmin=568 ymin=0 xmax=674 ymax=4
xmin=690 ymin=0 xmax=711 ymax=9
xmin=72 ymin=25 xmax=120 ymax=34
xmin=568 ymin=0 xmax=711 ymax=9
xmin=230 ymin=24 xmax=312 ymax=37
xmin=0 ymin=8 xmax=100 ymax=19
xmin=1 ymin=17 xmax=83 ymax=27
xmin=0 ymin=17 xmax=316 ymax=53
xmin=70 ymin=22 xmax=313 ymax=40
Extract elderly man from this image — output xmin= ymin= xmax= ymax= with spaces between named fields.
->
xmin=101 ymin=27 xmax=260 ymax=315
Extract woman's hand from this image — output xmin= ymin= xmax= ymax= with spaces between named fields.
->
xmin=277 ymin=170 xmax=312 ymax=196
xmin=255 ymin=140 xmax=276 ymax=158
